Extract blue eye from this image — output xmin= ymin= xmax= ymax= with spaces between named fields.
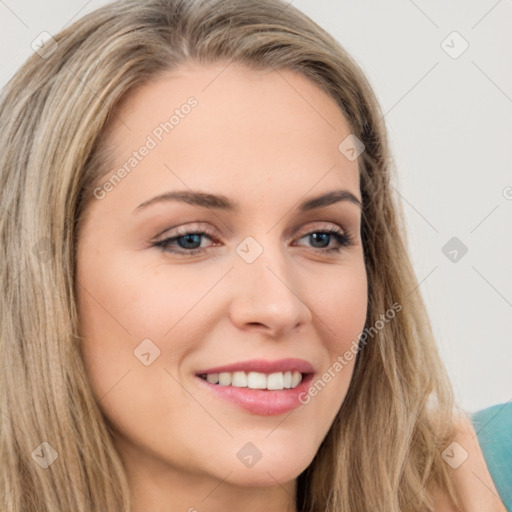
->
xmin=153 ymin=226 xmax=354 ymax=256
xmin=297 ymin=229 xmax=354 ymax=253
xmin=153 ymin=229 xmax=217 ymax=255
xmin=170 ymin=233 xmax=203 ymax=250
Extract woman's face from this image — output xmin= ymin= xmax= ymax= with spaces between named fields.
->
xmin=76 ymin=62 xmax=367 ymax=502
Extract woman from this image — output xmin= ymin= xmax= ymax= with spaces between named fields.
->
xmin=0 ymin=0 xmax=508 ymax=511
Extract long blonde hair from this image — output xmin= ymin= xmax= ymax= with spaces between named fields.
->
xmin=0 ymin=0 xmax=462 ymax=510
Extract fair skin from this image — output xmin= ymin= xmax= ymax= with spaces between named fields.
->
xmin=76 ymin=63 xmax=367 ymax=512
xmin=75 ymin=63 xmax=505 ymax=512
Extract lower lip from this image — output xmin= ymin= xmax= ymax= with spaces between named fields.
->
xmin=194 ymin=373 xmax=314 ymax=416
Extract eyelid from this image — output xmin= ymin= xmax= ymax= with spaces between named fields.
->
xmin=294 ymin=221 xmax=347 ymax=237
xmin=154 ymin=220 xmax=347 ymax=243
xmin=152 ymin=222 xmax=219 ymax=243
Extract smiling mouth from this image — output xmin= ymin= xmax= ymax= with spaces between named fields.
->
xmin=197 ymin=370 xmax=307 ymax=391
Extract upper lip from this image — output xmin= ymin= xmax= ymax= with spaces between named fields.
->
xmin=195 ymin=358 xmax=315 ymax=376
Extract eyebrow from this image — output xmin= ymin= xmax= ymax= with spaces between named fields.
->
xmin=134 ymin=188 xmax=362 ymax=213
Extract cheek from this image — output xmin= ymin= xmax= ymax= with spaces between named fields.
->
xmin=311 ymin=259 xmax=368 ymax=350
xmin=76 ymin=248 xmax=209 ymax=345
xmin=75 ymin=254 xmax=210 ymax=456
xmin=75 ymin=249 xmax=228 ymax=412
xmin=301 ymin=261 xmax=367 ymax=424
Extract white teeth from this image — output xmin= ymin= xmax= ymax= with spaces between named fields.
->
xmin=206 ymin=373 xmax=219 ymax=384
xmin=247 ymin=371 xmax=267 ymax=389
xmin=267 ymin=372 xmax=284 ymax=390
xmin=231 ymin=371 xmax=247 ymax=387
xmin=200 ymin=370 xmax=303 ymax=390
xmin=218 ymin=372 xmax=231 ymax=386
xmin=291 ymin=371 xmax=302 ymax=388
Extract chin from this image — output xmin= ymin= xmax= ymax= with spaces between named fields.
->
xmin=215 ymin=447 xmax=316 ymax=488
xmin=224 ymin=463 xmax=306 ymax=488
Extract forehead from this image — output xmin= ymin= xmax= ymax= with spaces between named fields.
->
xmin=96 ymin=62 xmax=360 ymax=210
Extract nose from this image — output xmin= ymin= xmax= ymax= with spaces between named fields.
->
xmin=228 ymin=240 xmax=313 ymax=338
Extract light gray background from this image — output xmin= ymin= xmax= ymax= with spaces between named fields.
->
xmin=1 ymin=1 xmax=511 ymax=412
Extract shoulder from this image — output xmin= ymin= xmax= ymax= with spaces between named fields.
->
xmin=429 ymin=408 xmax=509 ymax=512
xmin=470 ymin=403 xmax=512 ymax=510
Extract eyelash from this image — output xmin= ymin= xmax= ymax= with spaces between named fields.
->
xmin=152 ymin=224 xmax=354 ymax=256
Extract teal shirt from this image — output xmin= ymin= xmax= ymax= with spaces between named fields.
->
xmin=471 ymin=402 xmax=512 ymax=511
